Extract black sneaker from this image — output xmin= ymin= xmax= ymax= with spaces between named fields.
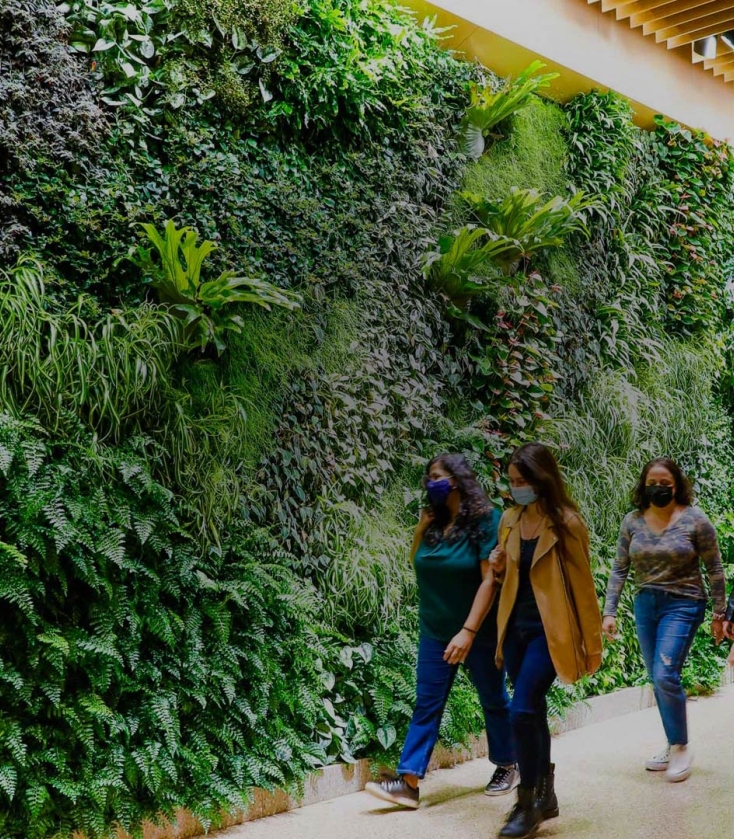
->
xmin=364 ymin=776 xmax=420 ymax=809
xmin=485 ymin=764 xmax=520 ymax=797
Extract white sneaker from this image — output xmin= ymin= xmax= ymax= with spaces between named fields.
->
xmin=665 ymin=745 xmax=693 ymax=783
xmin=645 ymin=745 xmax=670 ymax=771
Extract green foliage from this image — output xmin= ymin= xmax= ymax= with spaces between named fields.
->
xmin=265 ymin=0 xmax=472 ymax=139
xmin=461 ymin=187 xmax=591 ymax=274
xmin=62 ymin=0 xmax=170 ymax=117
xmin=5 ymin=1 xmax=734 ymax=834
xmin=0 ymin=0 xmax=106 ymax=258
xmin=457 ymin=98 xmax=569 ymax=208
xmin=422 ymin=225 xmax=518 ymax=312
xmin=565 ymin=90 xmax=636 ymax=217
xmin=0 ymin=257 xmax=182 ymax=442
xmin=134 ymin=219 xmax=301 ymax=354
xmin=563 ymin=91 xmax=668 ymax=390
xmin=461 ymin=61 xmax=558 ymax=160
xmin=652 ymin=117 xmax=734 ymax=335
xmin=61 ymin=0 xmax=297 ymax=127
xmin=468 ymin=273 xmax=560 ymax=451
xmin=314 ymin=487 xmax=415 ymax=637
xmin=0 ymin=414 xmax=335 ymax=838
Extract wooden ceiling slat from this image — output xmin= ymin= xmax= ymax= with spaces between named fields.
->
xmin=668 ymin=15 xmax=734 ymax=44
xmin=633 ymin=0 xmax=728 ymax=28
xmin=605 ymin=0 xmax=680 ymax=21
xmin=590 ymin=0 xmax=734 ymax=89
xmin=663 ymin=13 xmax=734 ymax=45
xmin=703 ymin=47 xmax=734 ymax=68
xmin=642 ymin=1 xmax=734 ymax=35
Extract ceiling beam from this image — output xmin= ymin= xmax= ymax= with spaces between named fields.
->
xmin=642 ymin=1 xmax=734 ymax=35
xmin=608 ymin=0 xmax=681 ymax=21
xmin=711 ymin=54 xmax=734 ymax=72
xmin=664 ymin=13 xmax=734 ymax=46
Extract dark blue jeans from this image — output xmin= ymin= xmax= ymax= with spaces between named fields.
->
xmin=502 ymin=620 xmax=558 ymax=790
xmin=397 ymin=631 xmax=515 ymax=778
xmin=634 ymin=588 xmax=706 ymax=746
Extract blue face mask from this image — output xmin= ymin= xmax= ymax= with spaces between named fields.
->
xmin=426 ymin=478 xmax=453 ymax=507
xmin=511 ymin=485 xmax=537 ymax=506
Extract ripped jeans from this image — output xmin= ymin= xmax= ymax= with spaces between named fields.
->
xmin=634 ymin=588 xmax=706 ymax=746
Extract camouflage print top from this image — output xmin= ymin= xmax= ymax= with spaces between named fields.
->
xmin=603 ymin=506 xmax=726 ymax=617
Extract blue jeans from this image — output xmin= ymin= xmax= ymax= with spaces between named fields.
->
xmin=634 ymin=588 xmax=706 ymax=746
xmin=502 ymin=621 xmax=558 ymax=790
xmin=397 ymin=630 xmax=515 ymax=778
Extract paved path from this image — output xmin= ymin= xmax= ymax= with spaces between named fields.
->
xmin=228 ymin=685 xmax=734 ymax=839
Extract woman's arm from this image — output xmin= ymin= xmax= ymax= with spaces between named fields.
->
xmin=443 ymin=560 xmax=497 ymax=665
xmin=696 ymin=512 xmax=727 ymax=616
xmin=563 ymin=514 xmax=603 ymax=673
xmin=602 ymin=515 xmax=632 ymax=618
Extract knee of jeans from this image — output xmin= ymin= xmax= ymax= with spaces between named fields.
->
xmin=652 ymin=662 xmax=681 ymax=693
xmin=510 ymin=707 xmax=536 ymax=730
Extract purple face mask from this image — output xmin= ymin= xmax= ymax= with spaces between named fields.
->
xmin=426 ymin=478 xmax=453 ymax=507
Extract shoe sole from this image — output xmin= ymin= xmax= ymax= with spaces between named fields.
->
xmin=645 ymin=763 xmax=669 ymax=772
xmin=665 ymin=769 xmax=691 ymax=783
xmin=539 ymin=807 xmax=560 ymax=820
xmin=484 ymin=779 xmax=520 ymax=797
xmin=499 ymin=827 xmax=539 ymax=839
xmin=364 ymin=783 xmax=419 ymax=809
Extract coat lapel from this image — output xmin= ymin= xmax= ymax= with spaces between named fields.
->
xmin=505 ymin=507 xmax=558 ymax=568
xmin=531 ymin=521 xmax=558 ymax=568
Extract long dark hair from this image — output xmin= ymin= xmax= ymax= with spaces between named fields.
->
xmin=509 ymin=442 xmax=578 ymax=548
xmin=423 ymin=452 xmax=493 ymax=546
xmin=632 ymin=457 xmax=693 ymax=510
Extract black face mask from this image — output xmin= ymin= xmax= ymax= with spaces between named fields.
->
xmin=644 ymin=485 xmax=674 ymax=508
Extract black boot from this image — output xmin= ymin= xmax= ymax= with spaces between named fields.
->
xmin=498 ymin=786 xmax=541 ymax=839
xmin=535 ymin=763 xmax=559 ymax=820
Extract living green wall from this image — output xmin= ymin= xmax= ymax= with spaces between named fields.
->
xmin=1 ymin=2 xmax=734 ymax=837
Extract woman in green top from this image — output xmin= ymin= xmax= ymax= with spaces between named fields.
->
xmin=365 ymin=453 xmax=516 ymax=810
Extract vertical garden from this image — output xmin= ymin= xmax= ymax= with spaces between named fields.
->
xmin=1 ymin=0 xmax=734 ymax=836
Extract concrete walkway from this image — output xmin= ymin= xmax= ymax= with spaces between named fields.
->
xmin=228 ymin=685 xmax=734 ymax=839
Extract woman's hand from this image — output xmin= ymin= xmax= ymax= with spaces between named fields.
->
xmin=443 ymin=629 xmax=475 ymax=665
xmin=488 ymin=546 xmax=507 ymax=576
xmin=712 ymin=619 xmax=725 ymax=645
xmin=602 ymin=615 xmax=617 ymax=643
xmin=723 ymin=621 xmax=734 ymax=640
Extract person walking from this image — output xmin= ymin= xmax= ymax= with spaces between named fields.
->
xmin=602 ymin=457 xmax=727 ymax=784
xmin=489 ymin=442 xmax=602 ymax=839
xmin=364 ymin=453 xmax=517 ymax=810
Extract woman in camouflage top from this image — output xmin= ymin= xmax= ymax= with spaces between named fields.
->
xmin=602 ymin=458 xmax=727 ymax=785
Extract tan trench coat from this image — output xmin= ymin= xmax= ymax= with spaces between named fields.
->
xmin=494 ymin=506 xmax=603 ymax=685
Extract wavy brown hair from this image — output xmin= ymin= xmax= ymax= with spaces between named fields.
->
xmin=423 ymin=452 xmax=493 ymax=546
xmin=632 ymin=457 xmax=693 ymax=510
xmin=509 ymin=442 xmax=578 ymax=549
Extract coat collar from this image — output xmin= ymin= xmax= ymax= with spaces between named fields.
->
xmin=504 ymin=505 xmax=558 ymax=567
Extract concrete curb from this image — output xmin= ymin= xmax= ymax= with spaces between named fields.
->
xmin=124 ymin=664 xmax=734 ymax=839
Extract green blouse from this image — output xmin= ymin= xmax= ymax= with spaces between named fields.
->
xmin=414 ymin=508 xmax=501 ymax=643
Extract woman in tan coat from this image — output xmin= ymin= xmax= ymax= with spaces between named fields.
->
xmin=489 ymin=443 xmax=602 ymax=839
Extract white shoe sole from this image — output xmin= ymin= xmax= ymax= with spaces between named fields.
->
xmin=645 ymin=762 xmax=669 ymax=772
xmin=665 ymin=768 xmax=692 ymax=783
xmin=484 ymin=777 xmax=520 ymax=797
xmin=364 ymin=783 xmax=419 ymax=809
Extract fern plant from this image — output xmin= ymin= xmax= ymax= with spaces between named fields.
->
xmin=461 ymin=61 xmax=559 ymax=159
xmin=422 ymin=225 xmax=519 ymax=315
xmin=134 ymin=220 xmax=302 ymax=354
xmin=462 ymin=187 xmax=592 ymax=274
